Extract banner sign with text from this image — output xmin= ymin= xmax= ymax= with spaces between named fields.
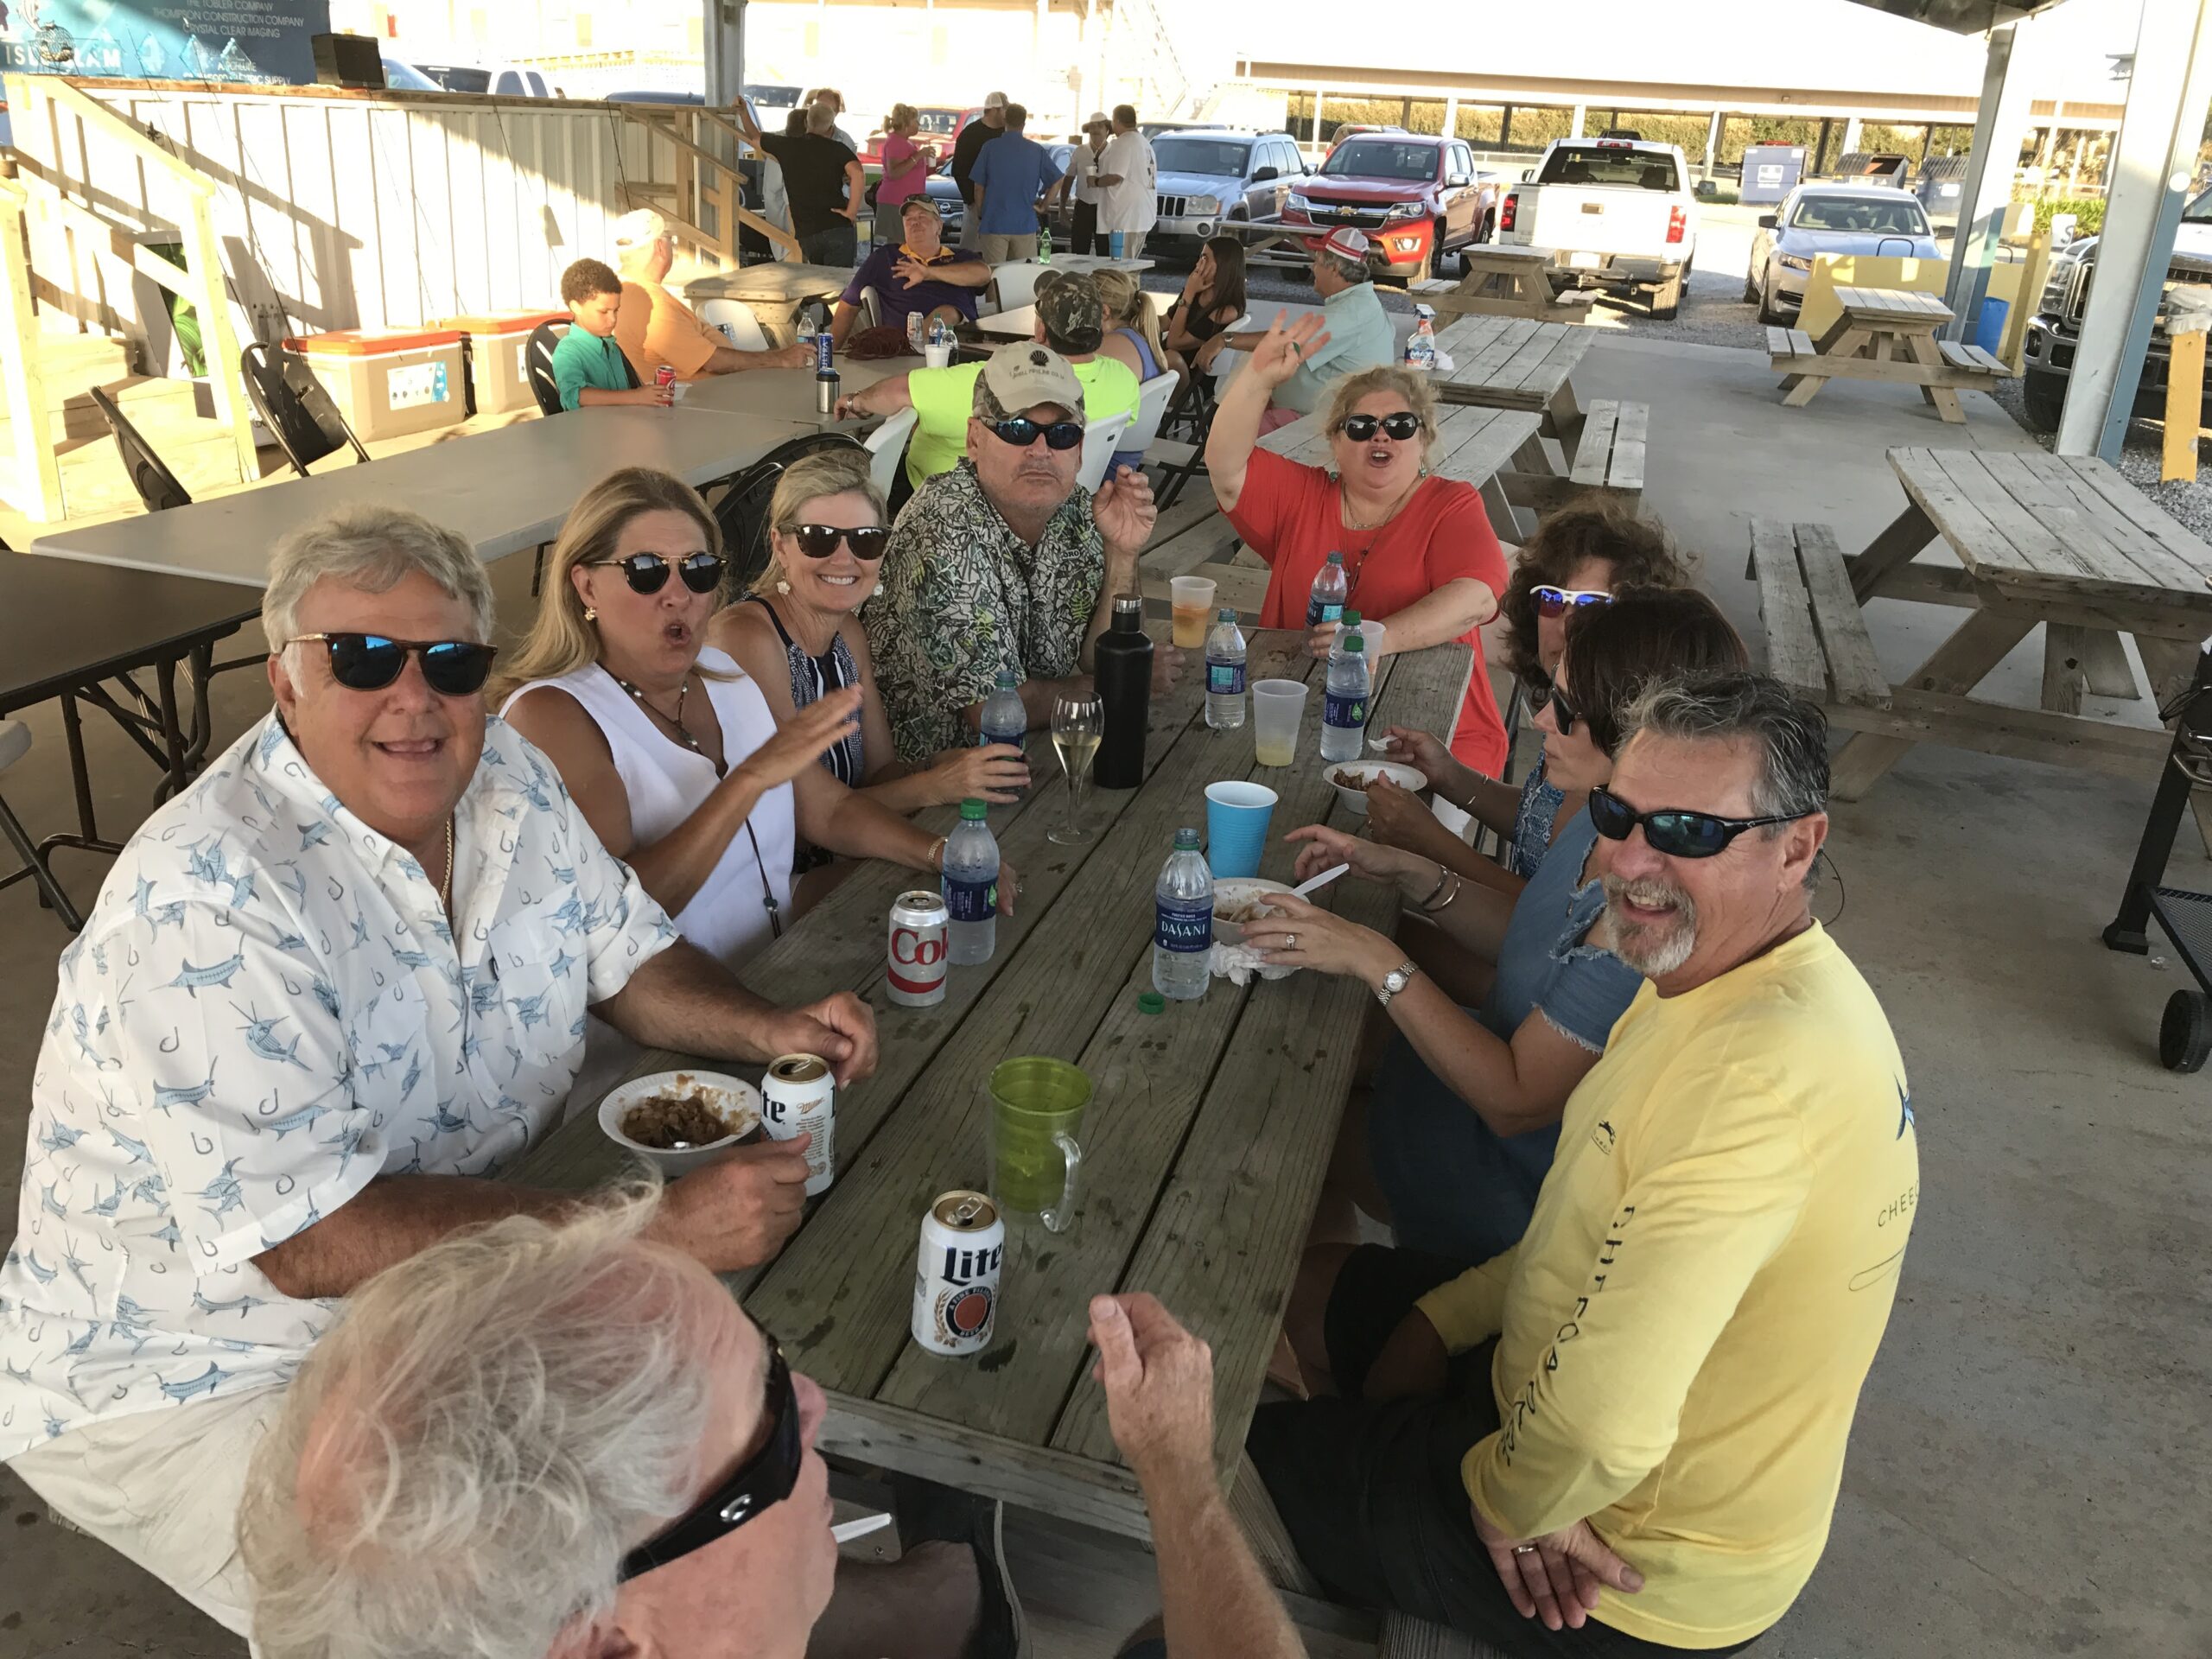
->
xmin=2 ymin=1 xmax=330 ymax=86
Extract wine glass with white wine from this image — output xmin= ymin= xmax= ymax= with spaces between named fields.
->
xmin=1050 ymin=695 xmax=1104 ymax=846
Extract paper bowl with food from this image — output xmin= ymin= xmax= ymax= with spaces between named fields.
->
xmin=599 ymin=1071 xmax=764 ymax=1176
xmin=1327 ymin=760 xmax=1427 ymax=817
xmin=1212 ymin=879 xmax=1300 ymax=947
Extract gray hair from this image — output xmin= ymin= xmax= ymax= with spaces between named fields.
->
xmin=263 ymin=505 xmax=494 ymax=649
xmin=1319 ymin=251 xmax=1370 ymax=285
xmin=1620 ymin=667 xmax=1830 ymax=827
xmin=239 ymin=1185 xmax=722 ymax=1659
xmin=804 ymin=99 xmax=835 ymax=136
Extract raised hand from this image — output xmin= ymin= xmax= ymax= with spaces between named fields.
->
xmin=735 ymin=685 xmax=865 ymax=792
xmin=1247 ymin=312 xmax=1332 ymax=391
xmin=1093 ymin=465 xmax=1159 ymax=554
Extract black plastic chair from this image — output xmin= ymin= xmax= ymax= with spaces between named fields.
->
xmin=527 ymin=320 xmax=643 ymax=418
xmin=710 ymin=433 xmax=868 ymax=594
xmin=87 ymin=385 xmax=193 ymax=513
xmin=240 ymin=340 xmax=371 ymax=478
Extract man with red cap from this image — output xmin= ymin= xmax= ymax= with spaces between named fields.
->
xmin=1205 ymin=226 xmax=1397 ymax=422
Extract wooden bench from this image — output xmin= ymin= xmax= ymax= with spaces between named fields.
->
xmin=1497 ymin=398 xmax=1646 ymax=514
xmin=1936 ymin=338 xmax=2015 ymax=378
xmin=1420 ymin=247 xmax=1596 ymax=322
xmin=1765 ymin=324 xmax=1815 ymax=367
xmin=1746 ymin=519 xmax=1894 ymax=720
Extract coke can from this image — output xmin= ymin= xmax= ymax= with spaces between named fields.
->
xmin=761 ymin=1053 xmax=835 ymax=1197
xmin=887 ymin=889 xmax=950 ymax=1008
xmin=653 ymin=364 xmax=677 ymax=391
xmin=912 ymin=1191 xmax=1003 ymax=1357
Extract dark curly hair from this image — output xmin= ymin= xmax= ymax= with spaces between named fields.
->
xmin=1498 ymin=505 xmax=1695 ymax=691
xmin=1560 ymin=586 xmax=1747 ymax=756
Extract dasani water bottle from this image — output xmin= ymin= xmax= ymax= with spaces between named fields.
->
xmin=943 ymin=799 xmax=999 ymax=966
xmin=1319 ymin=631 xmax=1370 ymax=763
xmin=1152 ymin=828 xmax=1212 ymax=1002
xmin=978 ymin=671 xmax=1028 ymax=798
xmin=1306 ymin=552 xmax=1349 ymax=629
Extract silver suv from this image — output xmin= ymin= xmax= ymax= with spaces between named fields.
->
xmin=1148 ymin=130 xmax=1310 ymax=260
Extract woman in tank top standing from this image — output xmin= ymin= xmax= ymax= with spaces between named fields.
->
xmin=708 ymin=448 xmax=1030 ymax=910
xmin=497 ymin=466 xmax=1013 ymax=969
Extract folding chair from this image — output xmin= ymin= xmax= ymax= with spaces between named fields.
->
xmin=1122 ymin=372 xmax=1178 ymax=474
xmin=240 ymin=341 xmax=370 ymax=478
xmin=712 ymin=433 xmax=869 ymax=594
xmin=0 ymin=721 xmax=86 ymax=930
xmin=525 ymin=321 xmax=570 ymax=418
xmin=699 ymin=298 xmax=774 ymax=352
xmin=87 ymin=386 xmax=193 ymax=513
xmin=1077 ymin=412 xmax=1134 ymax=493
xmin=990 ymin=263 xmax=1048 ymax=312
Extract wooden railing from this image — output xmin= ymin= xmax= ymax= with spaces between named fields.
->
xmin=0 ymin=73 xmax=257 ymax=520
xmin=613 ymin=102 xmax=803 ymax=265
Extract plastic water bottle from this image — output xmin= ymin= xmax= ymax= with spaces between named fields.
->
xmin=1039 ymin=226 xmax=1054 ymax=264
xmin=943 ymin=799 xmax=1000 ymax=966
xmin=1406 ymin=306 xmax=1438 ymax=370
xmin=1152 ymin=827 xmax=1212 ymax=1002
xmin=1306 ymin=551 xmax=1349 ymax=629
xmin=1320 ymin=630 xmax=1370 ymax=763
xmin=1205 ymin=607 xmax=1247 ymax=731
xmin=978 ymin=670 xmax=1028 ymax=798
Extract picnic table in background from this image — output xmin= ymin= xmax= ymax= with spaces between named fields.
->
xmin=683 ymin=264 xmax=855 ymax=343
xmin=1766 ymin=286 xmax=2011 ymax=423
xmin=1748 ymin=446 xmax=2212 ymax=800
xmin=511 ymin=626 xmax=1473 ymax=1592
xmin=1427 ymin=313 xmax=1598 ymax=459
xmin=679 ymin=359 xmax=898 ymax=428
xmin=1417 ymin=244 xmax=1593 ymax=322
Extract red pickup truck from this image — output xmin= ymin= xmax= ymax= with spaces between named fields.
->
xmin=1281 ymin=132 xmax=1499 ymax=283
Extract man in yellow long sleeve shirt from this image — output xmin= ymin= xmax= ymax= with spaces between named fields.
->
xmin=1249 ymin=673 xmax=1919 ymax=1656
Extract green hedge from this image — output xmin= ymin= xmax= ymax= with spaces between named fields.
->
xmin=2016 ymin=195 xmax=2107 ymax=235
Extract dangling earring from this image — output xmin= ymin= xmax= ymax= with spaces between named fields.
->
xmin=583 ymin=606 xmax=597 ymax=621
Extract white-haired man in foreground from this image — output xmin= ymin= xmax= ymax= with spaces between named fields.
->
xmin=0 ymin=505 xmax=879 ymax=1637
xmin=240 ymin=1190 xmax=1315 ymax=1659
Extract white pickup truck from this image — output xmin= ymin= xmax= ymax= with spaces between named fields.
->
xmin=1497 ymin=137 xmax=1700 ymax=319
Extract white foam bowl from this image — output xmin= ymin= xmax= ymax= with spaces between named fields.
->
xmin=598 ymin=1070 xmax=763 ymax=1177
xmin=1211 ymin=878 xmax=1298 ymax=947
xmin=1326 ymin=760 xmax=1427 ymax=817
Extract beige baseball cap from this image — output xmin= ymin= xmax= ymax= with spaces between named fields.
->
xmin=975 ymin=342 xmax=1086 ymax=424
xmin=983 ymin=91 xmax=1008 ymax=111
xmin=612 ymin=208 xmax=670 ymax=251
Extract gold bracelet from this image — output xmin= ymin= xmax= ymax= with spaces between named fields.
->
xmin=928 ymin=835 xmax=948 ymax=870
xmin=1424 ymin=874 xmax=1463 ymax=914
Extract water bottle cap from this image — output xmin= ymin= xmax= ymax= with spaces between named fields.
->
xmin=1343 ymin=610 xmax=1362 ymax=626
xmin=1217 ymin=607 xmax=1236 ymax=621
xmin=1326 ymin=550 xmax=1344 ymax=564
xmin=960 ymin=798 xmax=988 ymax=821
xmin=1173 ymin=826 xmax=1200 ymax=849
xmin=995 ymin=669 xmax=1019 ymax=689
xmin=1137 ymin=992 xmax=1166 ymax=1015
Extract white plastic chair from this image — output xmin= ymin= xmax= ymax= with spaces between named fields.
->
xmin=698 ymin=298 xmax=773 ymax=352
xmin=976 ymin=278 xmax=1002 ymax=319
xmin=991 ymin=262 xmax=1048 ymax=312
xmin=1122 ymin=372 xmax=1179 ymax=465
xmin=865 ymin=406 xmax=918 ymax=499
xmin=854 ymin=286 xmax=887 ymax=330
xmin=1077 ymin=411 xmax=1135 ymax=492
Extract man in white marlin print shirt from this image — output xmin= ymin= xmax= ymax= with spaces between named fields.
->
xmin=0 ymin=505 xmax=880 ymax=1635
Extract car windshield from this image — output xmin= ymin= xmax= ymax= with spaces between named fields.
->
xmin=1321 ymin=141 xmax=1436 ymax=181
xmin=420 ymin=65 xmax=491 ymax=93
xmin=1537 ymin=144 xmax=1679 ymax=190
xmin=380 ymin=60 xmax=442 ymax=92
xmin=2184 ymin=189 xmax=2212 ymax=226
xmin=1789 ymin=194 xmax=1930 ymax=235
xmin=1154 ymin=138 xmax=1252 ymax=176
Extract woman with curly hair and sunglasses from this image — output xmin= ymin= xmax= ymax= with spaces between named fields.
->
xmin=496 ymin=467 xmax=1007 ymax=973
xmin=1208 ymin=313 xmax=1513 ymax=775
xmin=1370 ymin=504 xmax=1694 ymax=897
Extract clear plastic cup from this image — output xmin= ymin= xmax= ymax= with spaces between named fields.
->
xmin=1251 ymin=679 xmax=1309 ymax=768
xmin=1170 ymin=576 xmax=1217 ymax=649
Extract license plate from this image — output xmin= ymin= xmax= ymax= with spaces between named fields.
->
xmin=1568 ymin=251 xmax=1601 ymax=269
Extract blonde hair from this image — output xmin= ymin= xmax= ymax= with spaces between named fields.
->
xmin=887 ymin=101 xmax=918 ymax=136
xmin=750 ymin=448 xmax=887 ymax=595
xmin=1093 ymin=269 xmax=1166 ymax=374
xmin=1324 ymin=365 xmax=1442 ymax=465
xmin=493 ymin=467 xmax=725 ymax=702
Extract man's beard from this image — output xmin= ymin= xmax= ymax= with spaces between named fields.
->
xmin=1603 ymin=873 xmax=1698 ymax=977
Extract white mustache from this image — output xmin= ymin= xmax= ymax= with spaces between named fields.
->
xmin=1604 ymin=874 xmax=1693 ymax=914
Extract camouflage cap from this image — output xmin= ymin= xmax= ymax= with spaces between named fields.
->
xmin=1033 ymin=269 xmax=1105 ymax=355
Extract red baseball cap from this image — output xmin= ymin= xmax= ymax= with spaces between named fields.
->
xmin=1318 ymin=226 xmax=1373 ymax=264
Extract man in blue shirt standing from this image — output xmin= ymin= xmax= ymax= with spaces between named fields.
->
xmin=969 ymin=103 xmax=1063 ymax=265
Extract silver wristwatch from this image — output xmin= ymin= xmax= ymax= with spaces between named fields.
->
xmin=1376 ymin=961 xmax=1421 ymax=1007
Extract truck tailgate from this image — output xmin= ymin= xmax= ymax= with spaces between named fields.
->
xmin=1527 ymin=188 xmax=1674 ymax=257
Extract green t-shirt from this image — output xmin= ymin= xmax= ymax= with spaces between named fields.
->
xmin=904 ymin=356 xmax=1141 ymax=487
xmin=550 ymin=326 xmax=632 ymax=411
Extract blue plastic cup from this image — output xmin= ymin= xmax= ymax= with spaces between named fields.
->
xmin=1109 ymin=230 xmax=1126 ymax=258
xmin=1205 ymin=781 xmax=1278 ymax=880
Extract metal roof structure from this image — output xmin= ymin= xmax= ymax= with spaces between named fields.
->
xmin=1846 ymin=0 xmax=2073 ymax=29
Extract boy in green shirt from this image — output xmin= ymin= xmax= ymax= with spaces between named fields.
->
xmin=550 ymin=259 xmax=669 ymax=412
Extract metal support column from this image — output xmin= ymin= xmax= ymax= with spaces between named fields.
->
xmin=702 ymin=0 xmax=746 ymax=107
xmin=1703 ymin=110 xmax=1723 ymax=182
xmin=1940 ymin=20 xmax=2036 ymax=342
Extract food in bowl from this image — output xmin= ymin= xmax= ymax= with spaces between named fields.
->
xmin=1327 ymin=760 xmax=1427 ymax=817
xmin=622 ymin=1091 xmax=739 ymax=1149
xmin=599 ymin=1070 xmax=762 ymax=1173
xmin=1330 ymin=768 xmax=1374 ymax=792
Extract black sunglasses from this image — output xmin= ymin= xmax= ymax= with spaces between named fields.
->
xmin=287 ymin=633 xmax=498 ymax=696
xmin=986 ymin=416 xmax=1084 ymax=451
xmin=617 ymin=1334 xmax=801 ymax=1583
xmin=1529 ymin=678 xmax=1578 ymax=735
xmin=1338 ymin=411 xmax=1423 ymax=442
xmin=586 ymin=552 xmax=728 ymax=595
xmin=791 ymin=523 xmax=891 ymax=561
xmin=1589 ymin=785 xmax=1811 ymax=860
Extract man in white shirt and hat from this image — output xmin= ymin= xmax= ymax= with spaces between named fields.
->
xmin=1092 ymin=103 xmax=1157 ymax=258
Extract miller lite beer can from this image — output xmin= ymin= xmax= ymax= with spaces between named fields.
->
xmin=761 ymin=1053 xmax=835 ymax=1197
xmin=887 ymin=890 xmax=950 ymax=1008
xmin=912 ymin=1190 xmax=1003 ymax=1357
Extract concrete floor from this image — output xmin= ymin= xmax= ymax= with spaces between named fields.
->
xmin=3 ymin=340 xmax=2210 ymax=1657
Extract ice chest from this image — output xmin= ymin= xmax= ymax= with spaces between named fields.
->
xmin=287 ymin=328 xmax=466 ymax=441
xmin=442 ymin=310 xmax=566 ymax=416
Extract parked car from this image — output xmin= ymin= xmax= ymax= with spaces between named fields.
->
xmin=379 ymin=58 xmax=443 ymax=92
xmin=925 ymin=159 xmax=969 ymax=239
xmin=1497 ymin=137 xmax=1700 ymax=318
xmin=412 ymin=61 xmax=556 ymax=98
xmin=1141 ymin=121 xmax=1228 ymax=139
xmin=1282 ymin=133 xmax=1496 ymax=283
xmin=1137 ymin=130 xmax=1307 ymax=260
xmin=1325 ymin=124 xmax=1407 ymax=148
xmin=1746 ymin=182 xmax=1942 ymax=324
xmin=2022 ymin=187 xmax=2212 ymax=432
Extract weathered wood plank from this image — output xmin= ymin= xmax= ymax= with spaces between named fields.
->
xmin=1929 ymin=448 xmax=2134 ymax=590
xmin=1827 ymin=687 xmax=2172 ymax=780
xmin=2041 ymin=622 xmax=2091 ymax=716
xmin=1890 ymin=447 xmax=2022 ymax=582
xmin=1566 ymin=399 xmax=1618 ymax=489
xmin=1828 ymin=611 xmax=2037 ymax=799
xmin=1796 ymin=524 xmax=1891 ymax=709
xmin=1607 ymin=399 xmax=1648 ymax=493
xmin=1847 ymin=497 xmax=1941 ymax=603
xmin=1747 ymin=519 xmax=1827 ymax=701
xmin=1376 ymin=1613 xmax=1500 ymax=1659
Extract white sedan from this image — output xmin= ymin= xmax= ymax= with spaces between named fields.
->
xmin=1745 ymin=183 xmax=1942 ymax=325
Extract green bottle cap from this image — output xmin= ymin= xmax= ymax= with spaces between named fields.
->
xmin=995 ymin=669 xmax=1019 ymax=689
xmin=1138 ymin=991 xmax=1166 ymax=1014
xmin=1326 ymin=550 xmax=1344 ymax=564
xmin=960 ymin=798 xmax=988 ymax=821
xmin=1343 ymin=609 xmax=1362 ymax=627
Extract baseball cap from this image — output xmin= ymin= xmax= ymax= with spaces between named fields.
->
xmin=613 ymin=208 xmax=670 ymax=251
xmin=976 ymin=342 xmax=1086 ymax=425
xmin=1033 ymin=270 xmax=1105 ymax=355
xmin=1083 ymin=111 xmax=1111 ymax=130
xmin=1319 ymin=226 xmax=1373 ymax=264
xmin=983 ymin=91 xmax=1008 ymax=111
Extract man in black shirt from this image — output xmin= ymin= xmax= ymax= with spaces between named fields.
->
xmin=950 ymin=91 xmax=1008 ymax=250
xmin=739 ymin=98 xmax=867 ymax=266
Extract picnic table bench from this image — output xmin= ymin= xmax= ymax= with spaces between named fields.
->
xmin=1428 ymin=313 xmax=1597 ymax=458
xmin=1767 ymin=286 xmax=2011 ymax=423
xmin=511 ymin=626 xmax=1473 ymax=1589
xmin=1746 ymin=446 xmax=2209 ymax=798
xmin=1416 ymin=245 xmax=1593 ymax=321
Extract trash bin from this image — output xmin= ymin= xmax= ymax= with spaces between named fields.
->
xmin=1974 ymin=297 xmax=2010 ymax=359
xmin=289 ymin=327 xmax=467 ymax=442
xmin=441 ymin=311 xmax=568 ymax=416
xmin=1739 ymin=145 xmax=1806 ymax=206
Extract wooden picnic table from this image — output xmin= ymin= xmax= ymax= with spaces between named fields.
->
xmin=1770 ymin=445 xmax=2210 ymax=798
xmin=1769 ymin=286 xmax=2009 ymax=424
xmin=683 ymin=264 xmax=855 ymax=342
xmin=1421 ymin=244 xmax=1591 ymax=322
xmin=509 ymin=626 xmax=1473 ymax=1583
xmin=1427 ymin=313 xmax=1597 ymax=457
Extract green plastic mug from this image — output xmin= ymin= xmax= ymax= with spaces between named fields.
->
xmin=985 ymin=1056 xmax=1090 ymax=1232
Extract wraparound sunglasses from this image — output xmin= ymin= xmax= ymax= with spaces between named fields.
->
xmin=1532 ymin=585 xmax=1613 ymax=620
xmin=1589 ymin=784 xmax=1812 ymax=859
xmin=287 ymin=633 xmax=498 ymax=696
xmin=986 ymin=416 xmax=1084 ymax=451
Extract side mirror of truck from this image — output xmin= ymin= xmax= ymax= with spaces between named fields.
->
xmin=1253 ymin=165 xmax=1279 ymax=182
xmin=1758 ymin=213 xmax=1778 ymax=230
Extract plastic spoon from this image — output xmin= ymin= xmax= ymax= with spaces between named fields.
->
xmin=1293 ymin=862 xmax=1350 ymax=900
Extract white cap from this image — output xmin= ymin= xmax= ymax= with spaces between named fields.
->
xmin=1319 ymin=226 xmax=1373 ymax=264
xmin=983 ymin=91 xmax=1008 ymax=110
xmin=612 ymin=208 xmax=670 ymax=251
